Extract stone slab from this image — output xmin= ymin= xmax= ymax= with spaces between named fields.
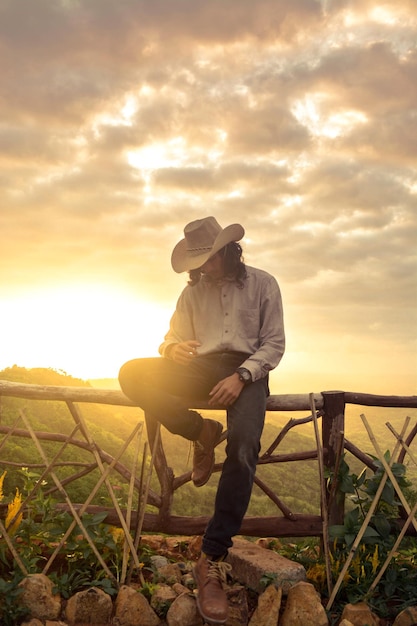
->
xmin=227 ymin=537 xmax=306 ymax=594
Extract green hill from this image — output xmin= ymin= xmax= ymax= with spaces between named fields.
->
xmin=0 ymin=367 xmax=415 ymax=520
xmin=0 ymin=366 xmax=143 ymax=505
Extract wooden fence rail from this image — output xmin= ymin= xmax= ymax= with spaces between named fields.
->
xmin=0 ymin=380 xmax=416 ymax=539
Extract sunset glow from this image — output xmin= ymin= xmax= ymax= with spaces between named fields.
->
xmin=0 ymin=0 xmax=415 ymax=394
xmin=0 ymin=285 xmax=172 ymax=380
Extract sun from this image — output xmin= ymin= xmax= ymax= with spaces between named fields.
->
xmin=0 ymin=283 xmax=173 ymax=381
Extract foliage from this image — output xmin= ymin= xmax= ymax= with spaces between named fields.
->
xmin=139 ymin=580 xmax=159 ymax=602
xmin=278 ymin=456 xmax=417 ymax=620
xmin=50 ymin=569 xmax=118 ymax=599
xmin=0 ymin=572 xmax=29 ymax=626
xmin=259 ymin=571 xmax=279 ymax=590
xmin=327 ymin=454 xmax=417 ymax=616
xmin=330 ymin=452 xmax=412 ymax=545
xmin=0 ymin=467 xmax=150 ymax=604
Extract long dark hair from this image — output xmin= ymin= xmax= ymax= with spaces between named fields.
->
xmin=188 ymin=242 xmax=247 ymax=287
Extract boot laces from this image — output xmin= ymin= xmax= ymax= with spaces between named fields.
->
xmin=207 ymin=560 xmax=232 ymax=583
xmin=187 ymin=440 xmax=203 ymax=467
xmin=194 ymin=440 xmax=205 ymax=452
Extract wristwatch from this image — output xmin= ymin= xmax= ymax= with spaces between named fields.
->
xmin=236 ymin=367 xmax=252 ymax=385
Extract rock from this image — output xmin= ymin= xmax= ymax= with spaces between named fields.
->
xmin=227 ymin=537 xmax=306 ymax=593
xmin=339 ymin=620 xmax=355 ymax=626
xmin=172 ymin=581 xmax=191 ymax=595
xmin=166 ymin=592 xmax=203 ymax=626
xmin=226 ymin=585 xmax=249 ymax=626
xmin=187 ymin=535 xmax=203 ymax=557
xmin=157 ymin=562 xmax=184 ymax=584
xmin=150 ymin=554 xmax=169 ymax=569
xmin=18 ymin=573 xmax=61 ymax=621
xmin=23 ymin=619 xmax=66 ymax=626
xmin=140 ymin=534 xmax=202 ymax=560
xmin=249 ymin=584 xmax=282 ymax=626
xmin=181 ymin=573 xmax=195 ymax=588
xmin=164 ymin=535 xmax=195 ymax=556
xmin=65 ymin=587 xmax=112 ymax=624
xmin=22 ymin=617 xmax=67 ymax=626
xmin=114 ymin=584 xmax=160 ymax=626
xmin=340 ymin=601 xmax=380 ymax=625
xmin=23 ymin=618 xmax=79 ymax=626
xmin=392 ymin=605 xmax=417 ymax=626
xmin=280 ymin=581 xmax=328 ymax=626
xmin=255 ymin=537 xmax=282 ymax=551
xmin=150 ymin=583 xmax=177 ymax=616
xmin=140 ymin=535 xmax=166 ymax=552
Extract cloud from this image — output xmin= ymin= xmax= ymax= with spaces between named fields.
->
xmin=0 ymin=0 xmax=415 ymax=389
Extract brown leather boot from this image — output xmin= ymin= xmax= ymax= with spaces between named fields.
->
xmin=192 ymin=419 xmax=223 ymax=487
xmin=193 ymin=554 xmax=231 ymax=624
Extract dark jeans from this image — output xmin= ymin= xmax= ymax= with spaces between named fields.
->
xmin=118 ymin=352 xmax=268 ymax=557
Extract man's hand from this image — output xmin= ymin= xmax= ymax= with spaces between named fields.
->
xmin=169 ymin=340 xmax=201 ymax=366
xmin=208 ymin=373 xmax=245 ymax=407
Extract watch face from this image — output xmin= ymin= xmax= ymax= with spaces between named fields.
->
xmin=239 ymin=369 xmax=251 ymax=382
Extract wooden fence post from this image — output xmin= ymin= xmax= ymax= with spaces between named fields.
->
xmin=322 ymin=391 xmax=346 ymax=526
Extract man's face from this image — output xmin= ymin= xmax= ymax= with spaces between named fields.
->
xmin=199 ymin=251 xmax=224 ymax=280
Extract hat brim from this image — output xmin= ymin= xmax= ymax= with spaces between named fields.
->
xmin=171 ymin=223 xmax=245 ymax=273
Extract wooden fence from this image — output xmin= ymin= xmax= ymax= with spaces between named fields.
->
xmin=0 ymin=380 xmax=416 ymax=540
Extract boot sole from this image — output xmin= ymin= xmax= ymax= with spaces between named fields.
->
xmin=196 ymin=596 xmax=227 ymax=625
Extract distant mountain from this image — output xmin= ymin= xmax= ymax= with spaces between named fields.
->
xmin=0 ymin=365 xmax=89 ymax=387
xmin=88 ymin=378 xmax=120 ymax=390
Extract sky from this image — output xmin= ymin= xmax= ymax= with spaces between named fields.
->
xmin=0 ymin=0 xmax=416 ymax=395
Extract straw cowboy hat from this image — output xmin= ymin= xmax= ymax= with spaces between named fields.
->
xmin=171 ymin=216 xmax=245 ymax=273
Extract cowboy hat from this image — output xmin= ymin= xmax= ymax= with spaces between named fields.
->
xmin=171 ymin=216 xmax=245 ymax=273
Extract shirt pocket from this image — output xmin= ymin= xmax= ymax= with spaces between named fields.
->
xmin=237 ymin=308 xmax=260 ymax=340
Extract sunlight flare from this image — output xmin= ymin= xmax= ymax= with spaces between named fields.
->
xmin=0 ymin=284 xmax=173 ymax=380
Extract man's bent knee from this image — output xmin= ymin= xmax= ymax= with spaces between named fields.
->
xmin=118 ymin=359 xmax=144 ymax=399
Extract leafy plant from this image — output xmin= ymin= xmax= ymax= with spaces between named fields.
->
xmin=330 ymin=452 xmax=411 ymax=548
xmin=0 ymin=469 xmax=134 ymax=600
xmin=259 ymin=571 xmax=278 ymax=590
xmin=0 ymin=573 xmax=29 ymax=626
xmin=50 ymin=569 xmax=118 ymax=598
xmin=0 ymin=465 xmax=169 ymax=612
xmin=275 ymin=456 xmax=417 ymax=620
xmin=327 ymin=454 xmax=417 ymax=616
xmin=140 ymin=580 xmax=158 ymax=601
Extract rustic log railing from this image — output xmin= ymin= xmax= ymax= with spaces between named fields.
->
xmin=0 ymin=380 xmax=416 ymax=540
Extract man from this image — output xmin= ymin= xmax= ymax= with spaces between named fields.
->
xmin=118 ymin=216 xmax=285 ymax=625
